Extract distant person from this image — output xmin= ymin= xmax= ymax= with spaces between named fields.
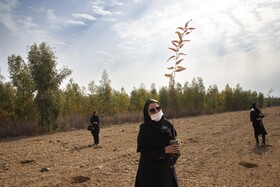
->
xmin=90 ymin=111 xmax=101 ymax=147
xmin=250 ymin=103 xmax=267 ymax=145
xmin=135 ymin=99 xmax=180 ymax=187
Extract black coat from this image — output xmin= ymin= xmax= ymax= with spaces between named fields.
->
xmin=250 ymin=108 xmax=267 ymax=135
xmin=90 ymin=115 xmax=100 ymax=134
xmin=135 ymin=119 xmax=178 ymax=187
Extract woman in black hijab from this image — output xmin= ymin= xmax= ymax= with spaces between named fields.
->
xmin=250 ymin=103 xmax=267 ymax=145
xmin=90 ymin=111 xmax=100 ymax=147
xmin=135 ymin=99 xmax=180 ymax=187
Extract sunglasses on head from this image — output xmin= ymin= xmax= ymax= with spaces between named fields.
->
xmin=149 ymin=106 xmax=161 ymax=114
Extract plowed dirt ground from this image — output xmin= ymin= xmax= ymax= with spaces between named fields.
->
xmin=1 ymin=106 xmax=280 ymax=187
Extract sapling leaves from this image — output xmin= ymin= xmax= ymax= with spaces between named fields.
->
xmin=167 ymin=56 xmax=176 ymax=62
xmin=167 ymin=66 xmax=175 ymax=70
xmin=164 ymin=19 xmax=195 ymax=138
xmin=176 ymin=59 xmax=184 ymax=65
xmin=164 ymin=74 xmax=172 ymax=78
xmin=165 ymin=20 xmax=195 ymax=80
xmin=168 ymin=47 xmax=178 ymax=52
xmin=175 ymin=31 xmax=182 ymax=42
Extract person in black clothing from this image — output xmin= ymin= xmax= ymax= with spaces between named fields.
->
xmin=90 ymin=111 xmax=100 ymax=147
xmin=250 ymin=103 xmax=267 ymax=145
xmin=135 ymin=99 xmax=180 ymax=187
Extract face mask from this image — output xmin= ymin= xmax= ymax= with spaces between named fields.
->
xmin=150 ymin=110 xmax=163 ymax=122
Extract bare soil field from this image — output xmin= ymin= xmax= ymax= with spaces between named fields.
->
xmin=1 ymin=106 xmax=280 ymax=187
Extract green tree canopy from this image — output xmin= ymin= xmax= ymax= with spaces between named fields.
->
xmin=8 ymin=55 xmax=36 ymax=120
xmin=28 ymin=42 xmax=71 ymax=131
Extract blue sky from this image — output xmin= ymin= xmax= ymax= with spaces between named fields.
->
xmin=0 ymin=0 xmax=280 ymax=97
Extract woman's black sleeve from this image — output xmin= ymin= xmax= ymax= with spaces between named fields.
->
xmin=137 ymin=126 xmax=166 ymax=159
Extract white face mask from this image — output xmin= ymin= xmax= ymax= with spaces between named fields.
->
xmin=150 ymin=110 xmax=163 ymax=122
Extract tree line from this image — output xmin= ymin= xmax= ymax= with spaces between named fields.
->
xmin=0 ymin=42 xmax=279 ymax=138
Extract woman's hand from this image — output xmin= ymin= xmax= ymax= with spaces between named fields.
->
xmin=165 ymin=144 xmax=180 ymax=154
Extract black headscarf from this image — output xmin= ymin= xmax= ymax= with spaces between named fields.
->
xmin=251 ymin=103 xmax=257 ymax=110
xmin=138 ymin=99 xmax=176 ymax=148
xmin=140 ymin=99 xmax=175 ymax=144
xmin=137 ymin=99 xmax=178 ymax=160
xmin=143 ymin=99 xmax=161 ymax=124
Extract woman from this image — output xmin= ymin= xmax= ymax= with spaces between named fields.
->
xmin=250 ymin=103 xmax=267 ymax=145
xmin=135 ymin=99 xmax=180 ymax=187
xmin=90 ymin=111 xmax=100 ymax=147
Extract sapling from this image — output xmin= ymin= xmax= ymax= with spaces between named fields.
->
xmin=165 ymin=20 xmax=195 ymax=146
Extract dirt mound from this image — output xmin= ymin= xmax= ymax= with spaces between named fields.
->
xmin=1 ymin=106 xmax=279 ymax=186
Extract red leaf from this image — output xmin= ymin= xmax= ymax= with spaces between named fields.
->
xmin=175 ymin=31 xmax=182 ymax=41
xmin=167 ymin=66 xmax=174 ymax=70
xmin=172 ymin=40 xmax=178 ymax=47
xmin=178 ymin=43 xmax=185 ymax=49
xmin=176 ymin=68 xmax=186 ymax=72
xmin=177 ymin=65 xmax=185 ymax=69
xmin=168 ymin=47 xmax=178 ymax=52
xmin=177 ymin=27 xmax=184 ymax=31
xmin=164 ymin=74 xmax=173 ymax=78
xmin=185 ymin=19 xmax=192 ymax=28
xmin=176 ymin=66 xmax=186 ymax=72
xmin=167 ymin=56 xmax=176 ymax=62
xmin=176 ymin=59 xmax=184 ymax=65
